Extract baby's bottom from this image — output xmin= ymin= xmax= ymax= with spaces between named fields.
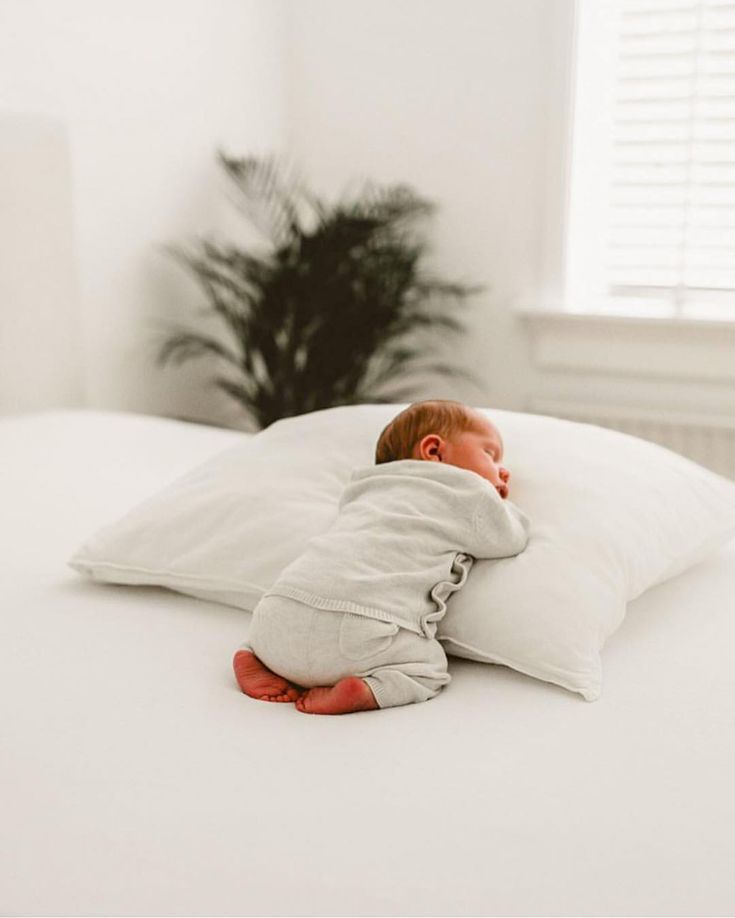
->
xmin=240 ymin=595 xmax=450 ymax=710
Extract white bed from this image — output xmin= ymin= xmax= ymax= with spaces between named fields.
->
xmin=2 ymin=409 xmax=735 ymax=917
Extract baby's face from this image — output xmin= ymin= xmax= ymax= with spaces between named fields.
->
xmin=412 ymin=414 xmax=511 ymax=498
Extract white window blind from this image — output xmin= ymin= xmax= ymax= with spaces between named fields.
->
xmin=565 ymin=0 xmax=735 ymax=319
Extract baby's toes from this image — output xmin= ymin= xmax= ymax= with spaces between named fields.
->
xmin=266 ymin=691 xmax=296 ymax=703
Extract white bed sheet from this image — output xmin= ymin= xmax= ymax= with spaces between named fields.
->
xmin=2 ymin=410 xmax=734 ymax=917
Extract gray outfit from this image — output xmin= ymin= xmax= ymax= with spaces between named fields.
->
xmin=243 ymin=460 xmax=531 ymax=709
xmin=247 ymin=595 xmax=451 ymax=708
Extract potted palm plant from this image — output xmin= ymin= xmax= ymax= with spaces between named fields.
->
xmin=157 ymin=152 xmax=481 ymax=429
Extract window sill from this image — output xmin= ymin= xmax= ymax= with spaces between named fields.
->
xmin=518 ymin=306 xmax=735 ymax=332
xmin=517 ymin=307 xmax=735 ymax=383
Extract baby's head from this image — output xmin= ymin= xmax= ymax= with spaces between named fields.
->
xmin=375 ymin=400 xmax=511 ymax=499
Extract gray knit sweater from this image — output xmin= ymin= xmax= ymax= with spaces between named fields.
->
xmin=264 ymin=459 xmax=531 ymax=638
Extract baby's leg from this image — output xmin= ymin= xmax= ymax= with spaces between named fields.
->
xmin=295 ymin=677 xmax=378 ymax=714
xmin=295 ymin=614 xmax=450 ymax=714
xmin=362 ymin=658 xmax=451 ymax=709
xmin=233 ymin=649 xmax=303 ymax=703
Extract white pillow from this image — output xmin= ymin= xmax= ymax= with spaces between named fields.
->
xmin=69 ymin=404 xmax=735 ymax=701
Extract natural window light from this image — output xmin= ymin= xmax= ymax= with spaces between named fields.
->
xmin=565 ymin=0 xmax=735 ymax=320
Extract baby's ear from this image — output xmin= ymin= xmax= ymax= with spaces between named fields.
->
xmin=416 ymin=433 xmax=443 ymax=462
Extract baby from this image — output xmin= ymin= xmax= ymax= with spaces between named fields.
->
xmin=233 ymin=399 xmax=530 ymax=715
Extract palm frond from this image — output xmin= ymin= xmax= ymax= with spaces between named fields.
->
xmin=159 ymin=154 xmax=483 ymax=428
xmin=157 ymin=329 xmax=242 ymax=370
xmin=388 ymin=313 xmax=465 ymax=336
xmin=217 ymin=150 xmax=310 ymax=247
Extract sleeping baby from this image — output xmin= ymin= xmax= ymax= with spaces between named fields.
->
xmin=233 ymin=399 xmax=531 ymax=714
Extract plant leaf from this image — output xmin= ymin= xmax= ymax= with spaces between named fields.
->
xmin=158 ymin=154 xmax=484 ymax=428
xmin=157 ymin=329 xmax=242 ymax=370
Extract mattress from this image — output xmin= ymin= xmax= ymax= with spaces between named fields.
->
xmin=2 ymin=409 xmax=734 ymax=917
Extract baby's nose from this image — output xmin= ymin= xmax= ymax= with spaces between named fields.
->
xmin=499 ymin=467 xmax=510 ymax=482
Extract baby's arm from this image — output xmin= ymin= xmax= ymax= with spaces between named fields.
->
xmin=467 ymin=488 xmax=530 ymax=560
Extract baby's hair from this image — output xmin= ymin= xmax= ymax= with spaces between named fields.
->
xmin=374 ymin=400 xmax=483 ymax=464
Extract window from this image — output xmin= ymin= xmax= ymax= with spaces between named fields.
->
xmin=565 ymin=0 xmax=735 ymax=320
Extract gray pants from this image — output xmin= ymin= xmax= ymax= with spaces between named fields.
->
xmin=243 ymin=595 xmax=450 ymax=709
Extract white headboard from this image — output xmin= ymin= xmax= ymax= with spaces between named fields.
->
xmin=0 ymin=112 xmax=83 ymax=414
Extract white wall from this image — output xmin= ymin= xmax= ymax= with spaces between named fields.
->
xmin=283 ymin=0 xmax=573 ymax=411
xmin=0 ymin=0 xmax=286 ymax=424
xmin=0 ymin=0 xmax=573 ymax=421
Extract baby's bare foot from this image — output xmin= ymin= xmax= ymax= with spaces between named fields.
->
xmin=233 ymin=650 xmax=302 ymax=703
xmin=295 ymin=676 xmax=379 ymax=715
